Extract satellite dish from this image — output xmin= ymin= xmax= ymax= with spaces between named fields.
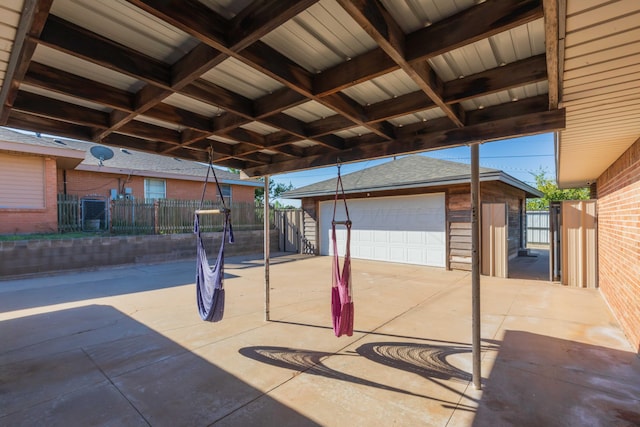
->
xmin=89 ymin=145 xmax=114 ymax=166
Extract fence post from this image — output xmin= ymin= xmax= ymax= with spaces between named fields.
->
xmin=154 ymin=200 xmax=159 ymax=234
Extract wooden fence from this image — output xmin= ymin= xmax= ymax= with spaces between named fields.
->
xmin=57 ymin=195 xmax=267 ymax=235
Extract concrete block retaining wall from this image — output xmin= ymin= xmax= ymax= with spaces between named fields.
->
xmin=0 ymin=230 xmax=279 ymax=278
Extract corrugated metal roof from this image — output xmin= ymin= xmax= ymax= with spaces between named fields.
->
xmin=261 ymin=0 xmax=377 ymax=73
xmin=32 ymin=44 xmax=144 ymax=92
xmin=342 ymin=68 xmax=419 ymax=105
xmin=201 ymin=57 xmax=283 ymax=100
xmin=51 ymin=0 xmax=198 ymax=64
xmin=0 ymin=0 xmax=561 ymax=177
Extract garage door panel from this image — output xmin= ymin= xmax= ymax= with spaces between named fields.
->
xmin=320 ymin=194 xmax=445 ymax=267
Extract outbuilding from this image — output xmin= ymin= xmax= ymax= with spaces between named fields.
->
xmin=284 ymin=155 xmax=542 ymax=275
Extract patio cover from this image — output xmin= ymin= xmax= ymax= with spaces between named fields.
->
xmin=0 ymin=0 xmax=569 ymax=391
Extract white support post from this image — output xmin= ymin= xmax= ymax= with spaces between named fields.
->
xmin=264 ymin=175 xmax=271 ymax=321
xmin=471 ymin=143 xmax=482 ymax=390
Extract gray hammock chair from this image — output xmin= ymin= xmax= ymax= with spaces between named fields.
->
xmin=194 ymin=158 xmax=234 ymax=322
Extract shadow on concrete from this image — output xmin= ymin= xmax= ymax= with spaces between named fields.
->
xmin=0 ymin=305 xmax=319 ymax=426
xmin=355 ymin=342 xmax=472 ymax=383
xmin=239 ymin=345 xmax=477 ymax=411
xmin=472 ymin=331 xmax=640 ymax=426
xmin=508 ymin=249 xmax=550 ymax=281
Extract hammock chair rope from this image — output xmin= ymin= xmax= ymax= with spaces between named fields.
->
xmin=331 ymin=162 xmax=354 ymax=337
xmin=194 ymin=149 xmax=234 ymax=322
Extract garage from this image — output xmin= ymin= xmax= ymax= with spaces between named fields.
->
xmin=319 ymin=193 xmax=446 ymax=267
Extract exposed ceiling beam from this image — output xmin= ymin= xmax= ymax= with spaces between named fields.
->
xmin=0 ymin=0 xmax=54 ymax=124
xmin=315 ymin=0 xmax=543 ymax=96
xmin=243 ymin=102 xmax=565 ymax=176
xmin=405 ymin=0 xmax=543 ymax=62
xmin=7 ymin=110 xmax=93 ymax=141
xmin=24 ymin=62 xmax=135 ymax=112
xmin=12 ymin=91 xmax=110 ymax=129
xmin=229 ymin=0 xmax=320 ymax=51
xmin=543 ymin=0 xmax=560 ymax=109
xmin=337 ymin=0 xmax=464 ymax=127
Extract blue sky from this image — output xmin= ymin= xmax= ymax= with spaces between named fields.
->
xmin=272 ymin=133 xmax=556 ymax=207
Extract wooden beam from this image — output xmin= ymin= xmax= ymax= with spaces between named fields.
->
xmin=406 ymin=0 xmax=543 ymax=62
xmin=306 ymin=115 xmax=356 ymax=137
xmin=0 ymin=0 xmax=54 ymax=124
xmin=365 ymin=91 xmax=434 ymax=123
xmin=145 ymin=103 xmax=212 ymax=132
xmin=543 ymin=0 xmax=560 ymax=109
xmin=102 ymin=133 xmax=179 ymax=156
xmin=126 ymin=0 xmax=229 ymax=50
xmin=118 ymin=121 xmax=182 ymax=144
xmin=254 ymin=88 xmax=307 ymax=119
xmin=315 ymin=0 xmax=542 ymax=99
xmin=243 ymin=107 xmax=565 ymax=176
xmin=442 ymin=54 xmax=548 ymax=103
xmin=6 ymin=110 xmax=93 ymax=141
xmin=24 ymin=62 xmax=135 ymax=112
xmin=229 ymin=0 xmax=319 ymax=51
xmin=314 ymin=47 xmax=396 ymax=96
xmin=171 ymin=43 xmax=225 ymax=88
xmin=337 ymin=0 xmax=464 ymax=127
xmin=38 ymin=16 xmax=171 ymax=88
xmin=181 ymin=80 xmax=254 ymax=118
xmin=12 ymin=90 xmax=110 ymax=128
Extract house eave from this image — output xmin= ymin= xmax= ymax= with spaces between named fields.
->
xmin=285 ymin=171 xmax=542 ymax=199
xmin=75 ymin=164 xmax=262 ymax=187
xmin=0 ymin=140 xmax=85 ymax=169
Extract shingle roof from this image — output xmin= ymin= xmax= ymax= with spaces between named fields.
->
xmin=0 ymin=127 xmax=261 ymax=187
xmin=283 ymin=155 xmax=542 ymax=198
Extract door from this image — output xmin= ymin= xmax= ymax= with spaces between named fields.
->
xmin=319 ymin=194 xmax=446 ymax=267
xmin=482 ymin=203 xmax=508 ymax=277
xmin=561 ymin=200 xmax=597 ymax=288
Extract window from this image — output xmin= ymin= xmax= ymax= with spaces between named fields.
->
xmin=0 ymin=153 xmax=45 ymax=209
xmin=144 ymin=178 xmax=166 ymax=200
xmin=218 ymin=184 xmax=232 ymax=205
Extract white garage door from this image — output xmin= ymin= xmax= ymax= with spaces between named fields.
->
xmin=319 ymin=193 xmax=445 ymax=267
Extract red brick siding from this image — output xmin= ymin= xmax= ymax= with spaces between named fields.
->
xmin=58 ymin=170 xmax=256 ymax=203
xmin=596 ymin=137 xmax=640 ymax=352
xmin=0 ymin=157 xmax=58 ymax=234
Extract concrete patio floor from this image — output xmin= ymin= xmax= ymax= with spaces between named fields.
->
xmin=1 ymin=253 xmax=639 ymax=426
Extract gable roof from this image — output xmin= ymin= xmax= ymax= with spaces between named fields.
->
xmin=283 ymin=155 xmax=542 ymax=198
xmin=0 ymin=127 xmax=261 ymax=187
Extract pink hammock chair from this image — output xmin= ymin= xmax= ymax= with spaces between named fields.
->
xmin=331 ymin=165 xmax=354 ymax=337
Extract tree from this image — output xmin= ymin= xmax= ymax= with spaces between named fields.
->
xmin=254 ymin=179 xmax=295 ymax=207
xmin=526 ymin=168 xmax=590 ymax=210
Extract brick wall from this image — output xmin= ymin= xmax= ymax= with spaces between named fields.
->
xmin=596 ymin=137 xmax=640 ymax=352
xmin=58 ymin=169 xmax=256 ymax=202
xmin=0 ymin=157 xmax=58 ymax=234
xmin=0 ymin=229 xmax=279 ymax=278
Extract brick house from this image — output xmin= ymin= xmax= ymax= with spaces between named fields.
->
xmin=0 ymin=128 xmax=262 ymax=234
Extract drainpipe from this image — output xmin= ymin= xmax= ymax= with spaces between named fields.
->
xmin=471 ymin=143 xmax=481 ymax=390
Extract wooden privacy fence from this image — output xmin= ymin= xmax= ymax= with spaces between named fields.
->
xmin=274 ymin=209 xmax=303 ymax=252
xmin=58 ymin=195 xmax=267 ymax=235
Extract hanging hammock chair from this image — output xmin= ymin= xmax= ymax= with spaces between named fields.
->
xmin=194 ymin=157 xmax=234 ymax=322
xmin=331 ymin=164 xmax=354 ymax=337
